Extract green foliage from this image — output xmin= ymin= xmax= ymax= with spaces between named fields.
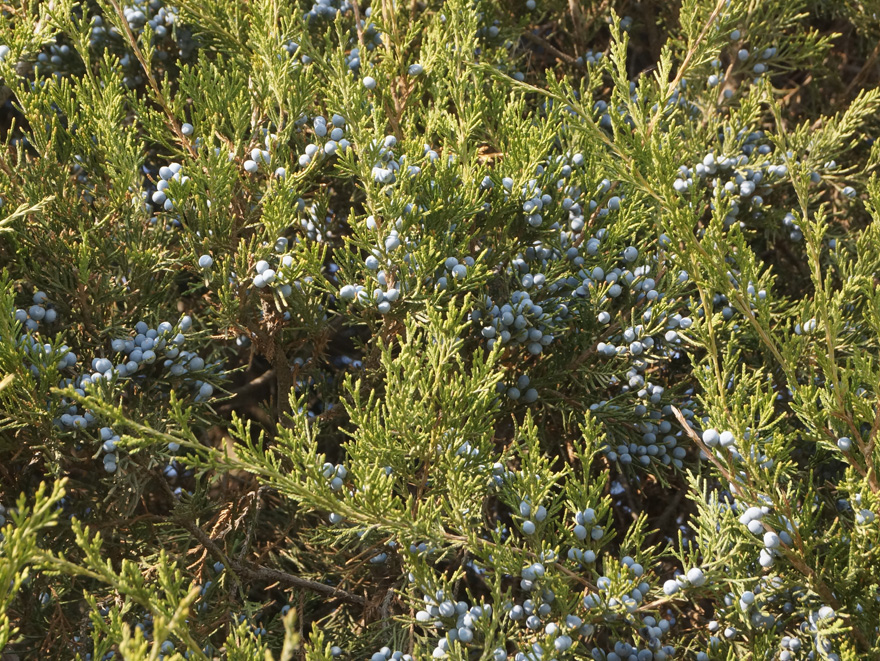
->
xmin=2 ymin=0 xmax=880 ymax=658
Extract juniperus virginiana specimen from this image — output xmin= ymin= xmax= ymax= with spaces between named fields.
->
xmin=2 ymin=0 xmax=880 ymax=658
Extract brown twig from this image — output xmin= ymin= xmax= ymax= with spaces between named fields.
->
xmin=173 ymin=514 xmax=366 ymax=606
xmin=522 ymin=30 xmax=577 ymax=65
xmin=350 ymin=0 xmax=367 ymax=55
xmin=217 ymin=368 xmax=277 ymax=414
xmin=237 ymin=487 xmax=269 ymax=563
xmin=844 ymin=38 xmax=880 ymax=98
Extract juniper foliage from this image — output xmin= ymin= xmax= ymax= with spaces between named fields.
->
xmin=1 ymin=0 xmax=880 ymax=659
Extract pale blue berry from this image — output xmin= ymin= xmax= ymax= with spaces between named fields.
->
xmin=686 ymin=567 xmax=706 ymax=587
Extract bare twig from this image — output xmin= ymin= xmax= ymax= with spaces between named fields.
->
xmin=238 ymin=487 xmax=270 ymax=563
xmin=173 ymin=514 xmax=366 ymax=606
xmin=844 ymin=38 xmax=880 ymax=98
xmin=522 ymin=30 xmax=576 ymax=65
xmin=217 ymin=369 xmax=277 ymax=413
